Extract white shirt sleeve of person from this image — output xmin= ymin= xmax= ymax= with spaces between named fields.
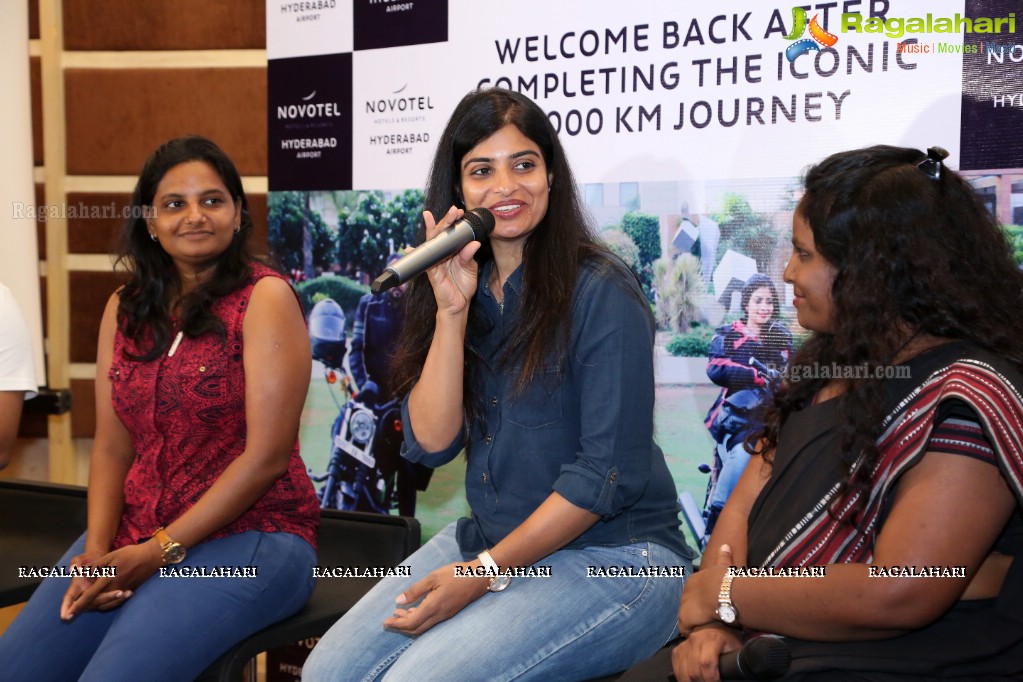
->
xmin=0 ymin=283 xmax=38 ymax=398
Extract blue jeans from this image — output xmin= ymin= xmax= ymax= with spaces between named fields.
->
xmin=0 ymin=530 xmax=315 ymax=682
xmin=710 ymin=438 xmax=751 ymax=509
xmin=303 ymin=522 xmax=689 ymax=682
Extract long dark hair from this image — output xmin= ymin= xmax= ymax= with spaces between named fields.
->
xmin=391 ymin=87 xmax=623 ymax=432
xmin=762 ymin=144 xmax=1023 ymax=522
xmin=116 ymin=135 xmax=257 ymax=360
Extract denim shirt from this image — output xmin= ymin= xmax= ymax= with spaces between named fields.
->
xmin=401 ymin=257 xmax=694 ymax=560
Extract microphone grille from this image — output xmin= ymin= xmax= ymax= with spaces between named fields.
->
xmin=463 ymin=207 xmax=496 ymax=237
xmin=739 ymin=636 xmax=791 ymax=680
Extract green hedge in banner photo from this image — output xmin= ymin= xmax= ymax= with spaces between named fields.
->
xmin=666 ymin=324 xmax=716 ymax=358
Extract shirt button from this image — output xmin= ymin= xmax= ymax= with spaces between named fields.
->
xmin=491 ymin=396 xmax=498 ymax=407
xmin=485 ymin=435 xmax=494 ymax=445
xmin=482 ymin=473 xmax=488 ymax=483
xmin=609 ymin=472 xmax=617 ymax=482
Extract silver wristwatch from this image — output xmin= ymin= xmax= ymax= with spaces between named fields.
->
xmin=477 ymin=549 xmax=512 ymax=592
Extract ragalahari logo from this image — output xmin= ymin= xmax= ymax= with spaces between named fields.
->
xmin=783 ymin=7 xmax=839 ymax=61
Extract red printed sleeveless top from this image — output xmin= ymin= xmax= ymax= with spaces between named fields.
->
xmin=110 ymin=265 xmax=318 ymax=550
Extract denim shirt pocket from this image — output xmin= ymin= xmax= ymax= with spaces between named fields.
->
xmin=505 ymin=368 xmax=564 ymax=429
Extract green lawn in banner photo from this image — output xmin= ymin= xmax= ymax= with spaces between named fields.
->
xmin=299 ymin=373 xmax=717 ymax=557
xmin=298 ymin=372 xmax=472 ymax=541
xmin=656 ymin=385 xmax=719 ymax=555
xmin=299 ymin=369 xmax=344 ymax=467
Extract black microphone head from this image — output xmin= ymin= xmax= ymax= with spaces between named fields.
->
xmin=463 ymin=207 xmax=495 ymax=238
xmin=737 ymin=636 xmax=791 ymax=680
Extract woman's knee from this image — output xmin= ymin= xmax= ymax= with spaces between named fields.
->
xmin=300 ymin=641 xmax=333 ymax=682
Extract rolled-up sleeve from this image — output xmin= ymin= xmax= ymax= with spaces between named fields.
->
xmin=552 ymin=267 xmax=656 ymax=518
xmin=399 ymin=393 xmax=465 ymax=468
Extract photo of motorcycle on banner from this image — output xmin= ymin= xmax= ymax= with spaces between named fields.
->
xmin=302 ymin=242 xmax=432 ymax=517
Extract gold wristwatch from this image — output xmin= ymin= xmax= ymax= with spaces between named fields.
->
xmin=716 ymin=571 xmax=740 ymax=625
xmin=153 ymin=527 xmax=186 ymax=565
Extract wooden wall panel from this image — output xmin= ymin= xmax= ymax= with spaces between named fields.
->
xmin=18 ymin=408 xmax=47 ymax=438
xmin=65 ymin=68 xmax=267 ymax=176
xmin=35 ymin=183 xmax=46 ymax=259
xmin=68 ymin=271 xmax=120 ymax=365
xmin=67 ymin=192 xmax=131 ymax=254
xmin=63 ymin=0 xmax=266 ymax=51
xmin=28 ymin=0 xmax=39 ymax=40
xmin=39 ymin=275 xmax=47 ymax=340
xmin=248 ymin=193 xmax=268 ymax=257
xmin=71 ymin=379 xmax=95 ymax=437
xmin=31 ymin=56 xmax=42 ymax=166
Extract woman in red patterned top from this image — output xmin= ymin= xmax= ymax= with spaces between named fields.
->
xmin=0 ymin=136 xmax=319 ymax=682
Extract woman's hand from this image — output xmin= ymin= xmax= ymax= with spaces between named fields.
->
xmin=60 ymin=549 xmax=131 ymax=620
xmin=421 ymin=206 xmax=482 ymax=317
xmin=671 ymin=625 xmax=744 ymax=682
xmin=60 ymin=541 xmax=163 ymax=620
xmin=382 ymin=561 xmax=490 ymax=636
xmin=678 ymin=545 xmax=733 ymax=636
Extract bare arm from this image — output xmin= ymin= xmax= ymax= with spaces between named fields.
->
xmin=61 ymin=294 xmax=138 ymax=619
xmin=406 ymin=310 xmax=470 ymax=451
xmin=85 ymin=294 xmax=136 ymax=554
xmin=487 ymin=493 xmax=599 ymax=567
xmin=679 ymin=449 xmax=1016 ymax=641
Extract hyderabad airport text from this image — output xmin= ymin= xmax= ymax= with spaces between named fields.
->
xmin=478 ymin=42 xmax=921 ymax=135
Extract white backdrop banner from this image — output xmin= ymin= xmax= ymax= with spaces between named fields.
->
xmin=266 ymin=0 xmax=1023 ymax=539
xmin=269 ymin=0 xmax=1022 ymax=194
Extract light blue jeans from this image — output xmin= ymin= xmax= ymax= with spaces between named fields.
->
xmin=303 ymin=522 xmax=689 ymax=682
xmin=710 ymin=438 xmax=751 ymax=509
xmin=0 ymin=530 xmax=316 ymax=682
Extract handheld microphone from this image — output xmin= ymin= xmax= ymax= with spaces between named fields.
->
xmin=371 ymin=208 xmax=496 ymax=293
xmin=719 ymin=636 xmax=790 ymax=680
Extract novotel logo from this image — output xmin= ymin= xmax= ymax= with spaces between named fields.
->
xmin=277 ymin=91 xmax=343 ymax=119
xmin=365 ymin=96 xmax=435 ymax=114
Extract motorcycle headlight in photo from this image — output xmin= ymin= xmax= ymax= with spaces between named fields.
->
xmin=349 ymin=409 xmax=376 ymax=444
